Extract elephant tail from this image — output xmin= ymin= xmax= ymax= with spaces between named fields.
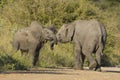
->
xmin=100 ymin=23 xmax=107 ymax=46
xmin=97 ymin=38 xmax=104 ymax=56
xmin=98 ymin=23 xmax=107 ymax=56
xmin=12 ymin=40 xmax=20 ymax=52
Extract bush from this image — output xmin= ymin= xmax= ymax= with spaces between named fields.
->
xmin=0 ymin=52 xmax=31 ymax=72
xmin=38 ymin=43 xmax=74 ymax=68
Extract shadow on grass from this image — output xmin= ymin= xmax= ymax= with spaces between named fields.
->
xmin=104 ymin=70 xmax=120 ymax=73
xmin=102 ymin=68 xmax=120 ymax=73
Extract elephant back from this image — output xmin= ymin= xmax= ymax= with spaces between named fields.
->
xmin=13 ymin=28 xmax=29 ymax=50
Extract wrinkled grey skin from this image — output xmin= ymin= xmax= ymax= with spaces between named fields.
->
xmin=12 ymin=21 xmax=57 ymax=66
xmin=56 ymin=19 xmax=107 ymax=71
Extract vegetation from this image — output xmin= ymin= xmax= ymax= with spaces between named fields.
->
xmin=0 ymin=0 xmax=120 ymax=71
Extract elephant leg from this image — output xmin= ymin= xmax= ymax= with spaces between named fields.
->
xmin=95 ymin=51 xmax=101 ymax=71
xmin=29 ymin=49 xmax=35 ymax=66
xmin=81 ymin=53 xmax=85 ymax=67
xmin=74 ymin=44 xmax=83 ymax=70
xmin=33 ymin=49 xmax=40 ymax=66
xmin=95 ymin=46 xmax=103 ymax=71
xmin=82 ymin=48 xmax=97 ymax=70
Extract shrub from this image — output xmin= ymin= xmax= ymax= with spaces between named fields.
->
xmin=0 ymin=52 xmax=31 ymax=72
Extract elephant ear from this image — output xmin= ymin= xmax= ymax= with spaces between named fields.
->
xmin=66 ymin=23 xmax=75 ymax=41
xmin=48 ymin=24 xmax=57 ymax=34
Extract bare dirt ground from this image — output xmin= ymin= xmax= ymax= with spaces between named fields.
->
xmin=0 ymin=67 xmax=120 ymax=80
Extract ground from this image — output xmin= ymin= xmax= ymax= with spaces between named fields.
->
xmin=0 ymin=67 xmax=120 ymax=80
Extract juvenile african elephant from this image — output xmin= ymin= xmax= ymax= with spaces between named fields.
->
xmin=56 ymin=19 xmax=107 ymax=71
xmin=12 ymin=21 xmax=57 ymax=66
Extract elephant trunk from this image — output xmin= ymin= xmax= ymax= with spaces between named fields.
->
xmin=50 ymin=35 xmax=57 ymax=50
xmin=53 ymin=35 xmax=57 ymax=45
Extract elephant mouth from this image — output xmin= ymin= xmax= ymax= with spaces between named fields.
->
xmin=45 ymin=35 xmax=57 ymax=50
xmin=57 ymin=37 xmax=61 ymax=41
xmin=57 ymin=39 xmax=62 ymax=43
xmin=58 ymin=39 xmax=62 ymax=42
xmin=56 ymin=36 xmax=64 ymax=43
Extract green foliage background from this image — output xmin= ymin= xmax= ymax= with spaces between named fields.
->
xmin=0 ymin=0 xmax=120 ymax=71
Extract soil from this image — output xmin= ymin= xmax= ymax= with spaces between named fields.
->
xmin=0 ymin=67 xmax=120 ymax=80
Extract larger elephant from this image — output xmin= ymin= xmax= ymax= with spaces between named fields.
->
xmin=56 ymin=19 xmax=107 ymax=71
xmin=12 ymin=21 xmax=57 ymax=66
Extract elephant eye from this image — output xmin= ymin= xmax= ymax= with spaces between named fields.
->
xmin=65 ymin=29 xmax=68 ymax=37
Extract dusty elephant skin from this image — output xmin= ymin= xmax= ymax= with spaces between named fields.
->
xmin=12 ymin=21 xmax=57 ymax=66
xmin=56 ymin=19 xmax=107 ymax=71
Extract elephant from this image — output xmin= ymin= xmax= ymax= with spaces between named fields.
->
xmin=12 ymin=21 xmax=57 ymax=66
xmin=48 ymin=24 xmax=57 ymax=34
xmin=56 ymin=19 xmax=107 ymax=71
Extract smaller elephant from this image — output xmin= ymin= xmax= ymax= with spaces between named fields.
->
xmin=12 ymin=21 xmax=57 ymax=66
xmin=56 ymin=19 xmax=107 ymax=71
xmin=48 ymin=24 xmax=57 ymax=34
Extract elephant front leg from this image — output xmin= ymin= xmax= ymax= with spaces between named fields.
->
xmin=33 ymin=49 xmax=40 ymax=66
xmin=74 ymin=45 xmax=83 ymax=70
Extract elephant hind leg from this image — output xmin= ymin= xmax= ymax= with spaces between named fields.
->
xmin=81 ymin=53 xmax=86 ymax=68
xmin=82 ymin=48 xmax=97 ymax=70
xmin=95 ymin=46 xmax=103 ymax=71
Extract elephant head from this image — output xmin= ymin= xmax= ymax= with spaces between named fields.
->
xmin=48 ymin=24 xmax=57 ymax=34
xmin=29 ymin=21 xmax=57 ymax=50
xmin=56 ymin=23 xmax=75 ymax=43
xmin=43 ymin=26 xmax=57 ymax=50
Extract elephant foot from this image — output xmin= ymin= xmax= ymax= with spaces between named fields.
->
xmin=95 ymin=68 xmax=101 ymax=72
xmin=95 ymin=65 xmax=101 ymax=72
xmin=89 ymin=61 xmax=97 ymax=70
